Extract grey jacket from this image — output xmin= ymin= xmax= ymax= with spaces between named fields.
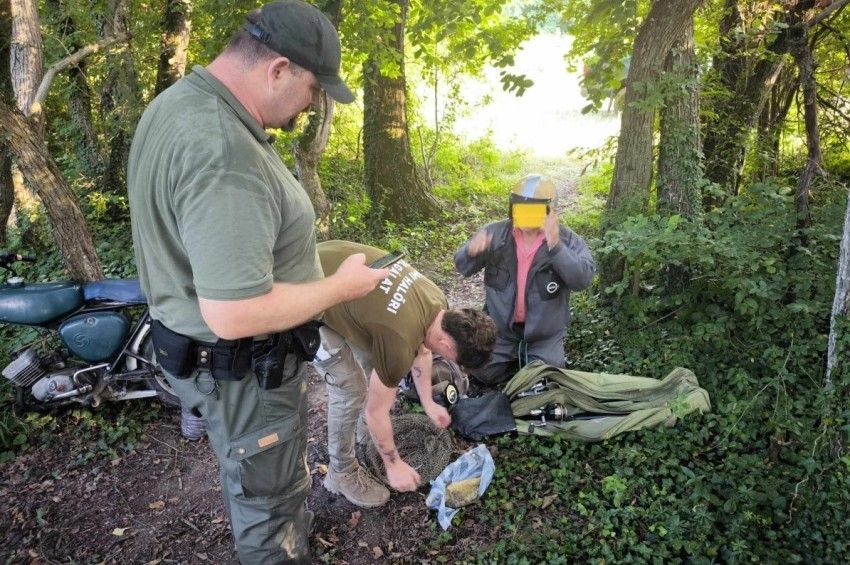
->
xmin=454 ymin=220 xmax=595 ymax=342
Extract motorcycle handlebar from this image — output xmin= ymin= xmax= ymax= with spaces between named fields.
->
xmin=0 ymin=251 xmax=36 ymax=265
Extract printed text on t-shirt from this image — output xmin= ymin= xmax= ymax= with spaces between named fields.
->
xmin=379 ymin=261 xmax=423 ymax=314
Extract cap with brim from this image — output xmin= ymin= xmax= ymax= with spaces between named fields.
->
xmin=314 ymin=72 xmax=354 ymax=104
xmin=245 ymin=0 xmax=354 ymax=104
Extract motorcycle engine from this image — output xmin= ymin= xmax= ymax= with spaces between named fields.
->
xmin=31 ymin=373 xmax=77 ymax=402
xmin=2 ymin=348 xmax=47 ymax=388
xmin=1 ymin=348 xmax=79 ymax=402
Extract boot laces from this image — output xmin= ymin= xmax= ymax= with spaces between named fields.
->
xmin=348 ymin=466 xmax=379 ymax=492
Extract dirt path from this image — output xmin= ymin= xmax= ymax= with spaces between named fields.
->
xmin=0 ymin=172 xmax=581 ymax=564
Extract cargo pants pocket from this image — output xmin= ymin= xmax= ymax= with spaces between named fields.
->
xmin=227 ymin=412 xmax=306 ymax=499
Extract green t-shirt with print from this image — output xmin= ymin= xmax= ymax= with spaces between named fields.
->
xmin=318 ymin=240 xmax=448 ymax=387
xmin=128 ymin=66 xmax=322 ymax=342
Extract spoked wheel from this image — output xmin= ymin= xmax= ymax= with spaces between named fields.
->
xmin=140 ymin=337 xmax=181 ymax=408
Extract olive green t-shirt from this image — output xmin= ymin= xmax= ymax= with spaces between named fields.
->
xmin=128 ymin=66 xmax=322 ymax=342
xmin=318 ymin=241 xmax=448 ymax=387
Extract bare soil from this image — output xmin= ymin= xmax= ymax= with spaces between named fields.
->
xmin=0 ymin=174 xmax=579 ymax=564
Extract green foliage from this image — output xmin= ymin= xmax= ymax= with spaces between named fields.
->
xmin=0 ymin=396 xmax=161 ymax=463
xmin=557 ymin=0 xmax=649 ymax=112
xmin=344 ymin=0 xmax=540 ymax=96
xmin=562 ymin=158 xmax=612 ymax=237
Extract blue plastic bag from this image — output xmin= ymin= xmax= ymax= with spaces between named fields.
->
xmin=425 ymin=444 xmax=495 ymax=530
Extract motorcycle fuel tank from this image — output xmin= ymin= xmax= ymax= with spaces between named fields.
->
xmin=59 ymin=312 xmax=129 ymax=362
xmin=0 ymin=282 xmax=83 ymax=325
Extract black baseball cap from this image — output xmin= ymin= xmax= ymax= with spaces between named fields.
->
xmin=245 ymin=0 xmax=354 ymax=104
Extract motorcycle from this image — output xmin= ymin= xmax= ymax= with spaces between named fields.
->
xmin=0 ymin=251 xmax=178 ymax=410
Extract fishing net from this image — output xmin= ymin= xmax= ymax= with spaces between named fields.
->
xmin=363 ymin=412 xmax=453 ymax=484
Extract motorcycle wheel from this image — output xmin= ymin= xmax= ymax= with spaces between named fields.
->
xmin=140 ymin=337 xmax=181 ymax=408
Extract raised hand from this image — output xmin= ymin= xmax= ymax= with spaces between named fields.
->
xmin=544 ymin=210 xmax=561 ymax=250
xmin=466 ymin=229 xmax=493 ymax=258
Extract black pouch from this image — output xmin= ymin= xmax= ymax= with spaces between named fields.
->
xmin=291 ymin=320 xmax=322 ymax=362
xmin=150 ymin=319 xmax=194 ymax=378
xmin=451 ymin=392 xmax=517 ymax=441
xmin=252 ymin=332 xmax=291 ymax=390
xmin=208 ymin=337 xmax=252 ymax=381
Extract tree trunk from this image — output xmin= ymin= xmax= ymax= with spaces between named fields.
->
xmin=293 ymin=91 xmax=334 ymax=236
xmin=827 ymin=189 xmax=850 ymax=385
xmin=754 ymin=64 xmax=798 ymax=181
xmin=702 ymin=0 xmax=750 ymax=196
xmin=0 ymin=99 xmax=103 ymax=280
xmin=293 ymin=0 xmax=341 ymax=237
xmin=363 ymin=0 xmax=438 ymax=226
xmin=0 ymin=0 xmax=15 ymax=245
xmin=10 ymin=0 xmax=41 ymax=121
xmin=789 ymin=22 xmax=823 ymax=236
xmin=657 ymin=19 xmax=701 ymax=219
xmin=701 ymin=0 xmax=811 ymax=198
xmin=48 ymin=0 xmax=102 ymax=176
xmin=601 ymin=0 xmax=703 ymax=286
xmin=154 ymin=0 xmax=193 ymax=95
xmin=606 ymin=0 xmax=703 ymax=221
xmin=100 ymin=0 xmax=140 ymax=194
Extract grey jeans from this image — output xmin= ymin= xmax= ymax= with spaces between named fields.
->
xmin=312 ymin=326 xmax=372 ymax=473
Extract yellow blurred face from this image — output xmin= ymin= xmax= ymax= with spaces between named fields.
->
xmin=512 ymin=203 xmax=548 ymax=229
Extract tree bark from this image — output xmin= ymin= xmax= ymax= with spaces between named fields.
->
xmin=789 ymin=22 xmax=823 ymax=236
xmin=293 ymin=0 xmax=341 ymax=237
xmin=0 ymin=99 xmax=103 ymax=280
xmin=657 ymin=19 xmax=702 ymax=219
xmin=701 ymin=0 xmax=815 ymax=198
xmin=294 ymin=91 xmax=334 ymax=236
xmin=154 ymin=0 xmax=193 ymax=95
xmin=702 ymin=0 xmax=752 ymax=196
xmin=827 ymin=189 xmax=850 ymax=385
xmin=99 ymin=0 xmax=140 ymax=194
xmin=606 ymin=0 xmax=703 ymax=221
xmin=0 ymin=0 xmax=15 ymax=245
xmin=601 ymin=0 xmax=703 ymax=286
xmin=10 ymin=0 xmax=42 ymax=122
xmin=363 ymin=0 xmax=438 ymax=226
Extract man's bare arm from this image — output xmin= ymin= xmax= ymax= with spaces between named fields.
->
xmin=199 ymin=253 xmax=388 ymax=339
xmin=364 ymin=370 xmax=420 ymax=491
xmin=410 ymin=345 xmax=450 ymax=428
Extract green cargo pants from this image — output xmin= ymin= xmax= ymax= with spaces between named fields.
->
xmin=165 ymin=351 xmax=311 ymax=564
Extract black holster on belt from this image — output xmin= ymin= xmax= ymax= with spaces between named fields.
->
xmin=290 ymin=320 xmax=322 ymax=362
xmin=252 ymin=332 xmax=292 ymax=390
xmin=150 ymin=320 xmax=251 ymax=381
xmin=251 ymin=321 xmax=322 ymax=390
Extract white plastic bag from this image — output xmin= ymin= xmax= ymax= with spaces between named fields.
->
xmin=425 ymin=444 xmax=495 ymax=530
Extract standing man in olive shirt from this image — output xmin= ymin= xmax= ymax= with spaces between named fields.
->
xmin=315 ymin=241 xmax=497 ymax=507
xmin=128 ymin=3 xmax=386 ymax=562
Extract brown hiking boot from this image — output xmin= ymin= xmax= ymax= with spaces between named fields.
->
xmin=323 ymin=465 xmax=390 ymax=508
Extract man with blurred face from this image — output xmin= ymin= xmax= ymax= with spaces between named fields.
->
xmin=455 ymin=175 xmax=595 ymax=386
xmin=128 ymin=2 xmax=384 ymax=562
